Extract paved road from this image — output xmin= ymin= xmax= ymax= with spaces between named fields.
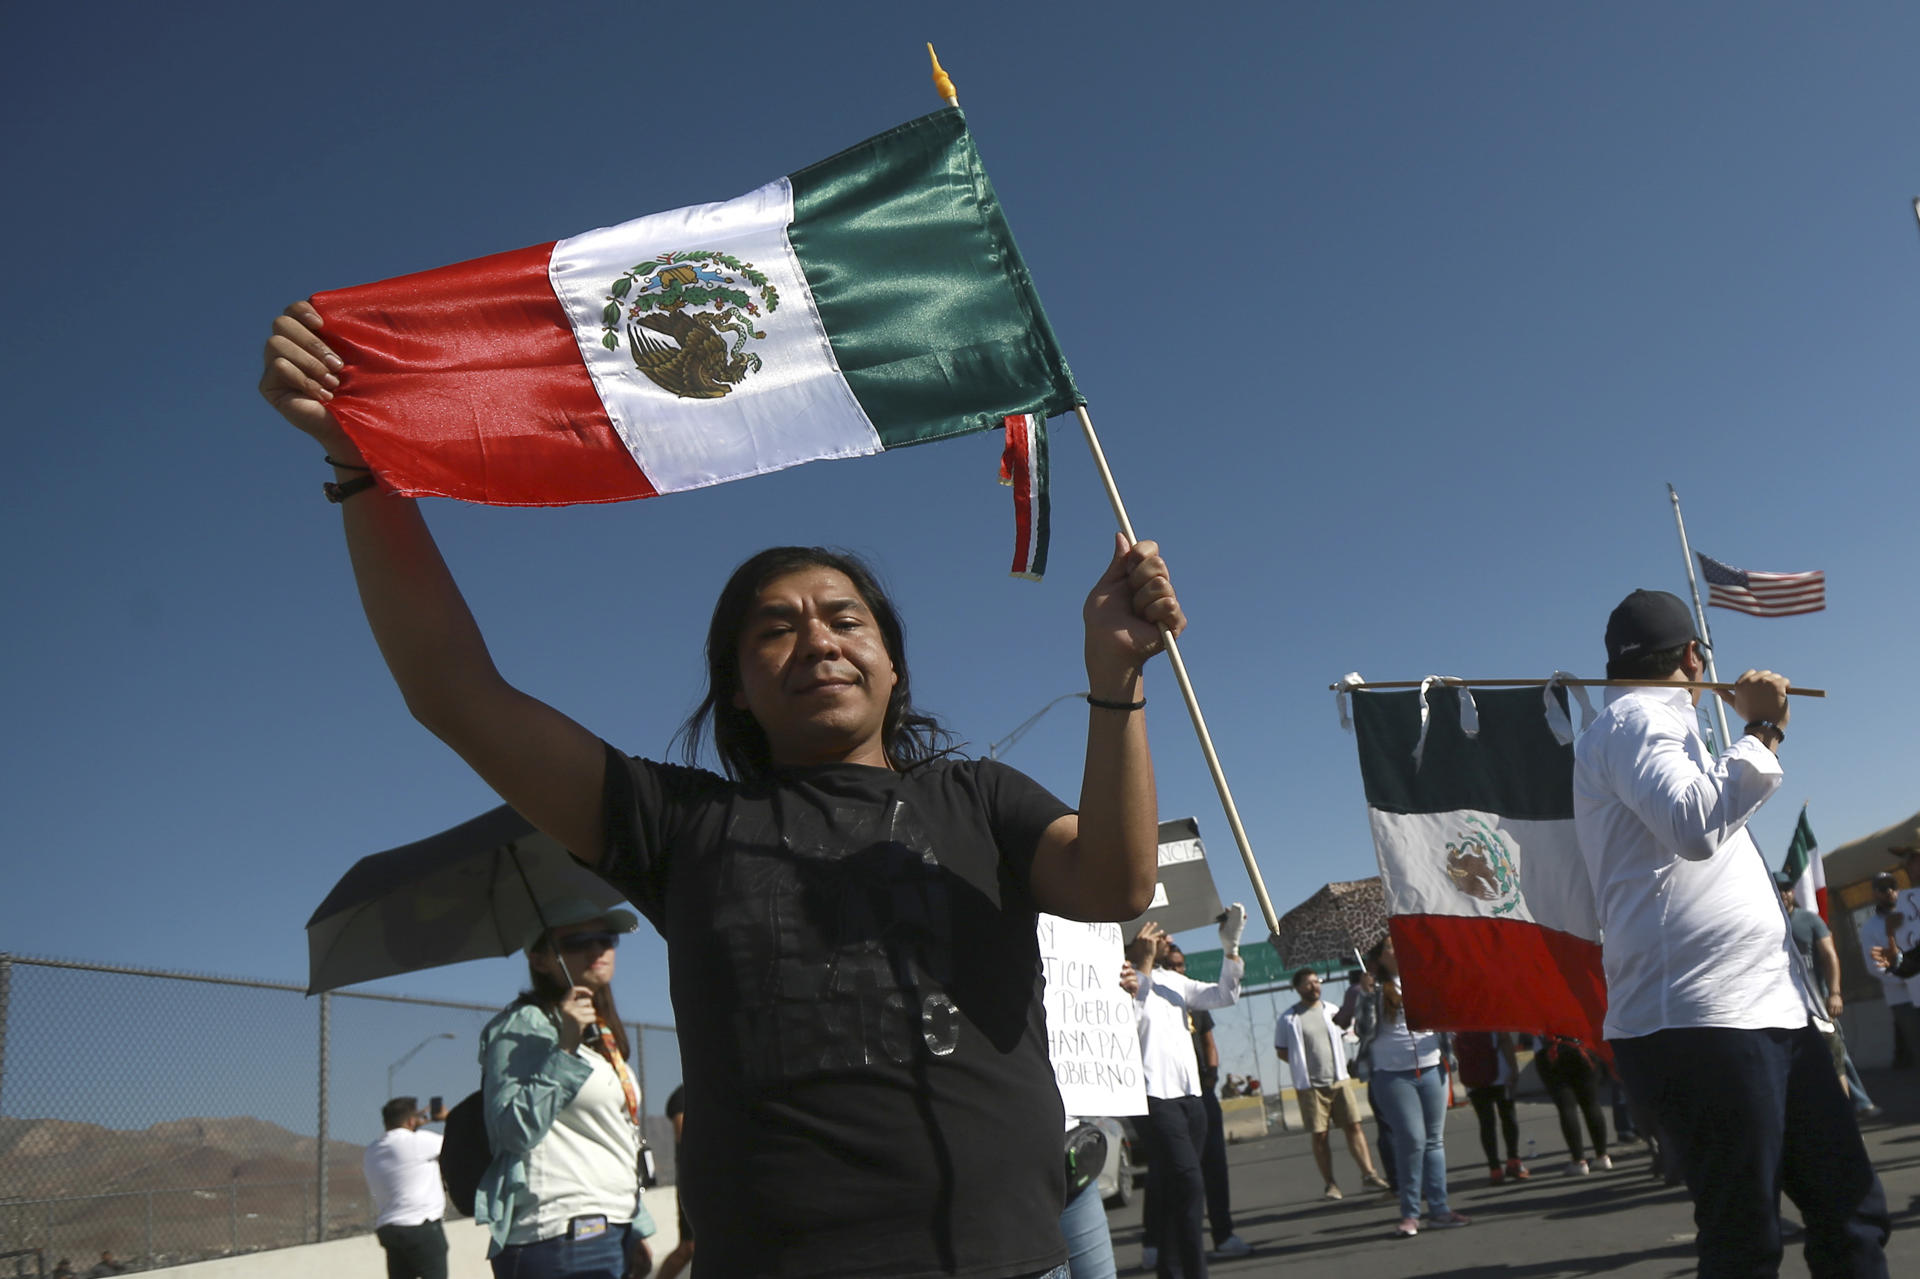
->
xmin=1102 ymin=1069 xmax=1920 ymax=1277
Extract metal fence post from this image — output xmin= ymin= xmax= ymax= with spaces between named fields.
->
xmin=316 ymin=992 xmax=330 ymax=1243
xmin=629 ymin=1021 xmax=647 ymax=1125
xmin=0 ymin=953 xmax=12 ymax=1116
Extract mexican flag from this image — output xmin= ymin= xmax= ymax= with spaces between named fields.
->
xmin=1350 ymin=685 xmax=1607 ymax=1044
xmin=312 ymin=108 xmax=1080 ymax=523
xmin=1781 ymin=807 xmax=1827 ymax=921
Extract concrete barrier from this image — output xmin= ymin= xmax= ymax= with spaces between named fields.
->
xmin=144 ymin=1190 xmax=679 ymax=1278
xmin=1220 ymin=1095 xmax=1267 ymax=1141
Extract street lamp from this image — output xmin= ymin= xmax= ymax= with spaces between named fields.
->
xmin=387 ymin=1033 xmax=457 ymax=1101
xmin=985 ymin=690 xmax=1088 ymax=760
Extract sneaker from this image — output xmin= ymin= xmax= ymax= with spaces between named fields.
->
xmin=1395 ymin=1217 xmax=1419 ymax=1238
xmin=1427 ymin=1211 xmax=1472 ymax=1229
xmin=1858 ymin=1105 xmax=1884 ymax=1120
xmin=1139 ymin=1245 xmax=1157 ymax=1272
xmin=1488 ymin=1165 xmax=1505 ymax=1186
xmin=1505 ymin=1158 xmax=1531 ymax=1181
xmin=1594 ymin=1154 xmax=1613 ymax=1171
xmin=1361 ymin=1172 xmax=1392 ymax=1192
xmin=1322 ymin=1182 xmax=1344 ymax=1199
xmin=1209 ymin=1235 xmax=1252 ymax=1258
xmin=1567 ymin=1159 xmax=1590 ymax=1176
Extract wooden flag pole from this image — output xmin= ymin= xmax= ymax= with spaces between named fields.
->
xmin=1327 ymin=676 xmax=1826 ymax=698
xmin=1073 ymin=405 xmax=1281 ymax=934
xmin=921 ymin=50 xmax=1277 ymax=932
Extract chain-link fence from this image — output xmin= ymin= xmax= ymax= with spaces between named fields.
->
xmin=0 ymin=954 xmax=677 ymax=1276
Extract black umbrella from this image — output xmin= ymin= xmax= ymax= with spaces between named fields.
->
xmin=305 ymin=804 xmax=630 ymax=994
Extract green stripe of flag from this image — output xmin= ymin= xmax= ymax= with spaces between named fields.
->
xmin=789 ymin=108 xmax=1082 ymax=447
xmin=1781 ymin=807 xmax=1817 ymax=881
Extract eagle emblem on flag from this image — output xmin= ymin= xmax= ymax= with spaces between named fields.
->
xmin=1443 ymin=818 xmax=1521 ymax=917
xmin=600 ymin=251 xmax=781 ymax=399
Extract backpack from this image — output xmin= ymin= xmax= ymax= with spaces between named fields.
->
xmin=439 ymin=1090 xmax=491 ymax=1217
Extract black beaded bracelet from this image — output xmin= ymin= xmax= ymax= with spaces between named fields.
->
xmin=1744 ymin=719 xmax=1785 ymax=744
xmin=324 ymin=455 xmax=372 ymax=471
xmin=1086 ymin=694 xmax=1146 ymax=712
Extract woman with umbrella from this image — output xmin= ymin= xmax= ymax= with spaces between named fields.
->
xmin=261 ymin=304 xmax=1183 ymax=1279
xmin=475 ymin=899 xmax=655 ymax=1278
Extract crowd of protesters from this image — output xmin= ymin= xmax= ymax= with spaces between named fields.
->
xmin=270 ymin=310 xmax=1906 ymax=1279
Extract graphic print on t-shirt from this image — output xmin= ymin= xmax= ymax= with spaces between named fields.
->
xmin=710 ymin=794 xmax=963 ymax=1083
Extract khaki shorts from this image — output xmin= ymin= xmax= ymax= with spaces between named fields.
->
xmin=1302 ymin=1081 xmax=1362 ymax=1134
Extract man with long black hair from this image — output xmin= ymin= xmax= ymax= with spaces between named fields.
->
xmin=261 ymin=301 xmax=1187 ymax=1279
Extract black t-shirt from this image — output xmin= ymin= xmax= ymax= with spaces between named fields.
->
xmin=1189 ymin=1007 xmax=1217 ymax=1093
xmin=599 ymin=745 xmax=1074 ymax=1279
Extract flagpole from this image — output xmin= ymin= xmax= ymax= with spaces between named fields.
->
xmin=921 ymin=51 xmax=1277 ymax=933
xmin=1668 ymin=484 xmax=1734 ymax=749
xmin=1072 ymin=404 xmax=1280 ymax=935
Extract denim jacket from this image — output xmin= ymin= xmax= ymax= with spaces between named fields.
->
xmin=473 ymin=1002 xmax=655 ymax=1256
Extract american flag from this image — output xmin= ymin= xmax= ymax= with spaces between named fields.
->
xmin=1697 ymin=553 xmax=1826 ymax=617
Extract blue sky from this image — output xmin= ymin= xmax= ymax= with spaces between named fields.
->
xmin=6 ymin=3 xmax=1919 ymax=1102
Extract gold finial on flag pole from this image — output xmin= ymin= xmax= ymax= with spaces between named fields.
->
xmin=928 ymin=43 xmax=959 ymax=107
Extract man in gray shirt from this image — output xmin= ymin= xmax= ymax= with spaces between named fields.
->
xmin=1276 ymin=969 xmax=1387 ymax=1200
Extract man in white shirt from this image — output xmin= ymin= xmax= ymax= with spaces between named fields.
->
xmin=1122 ymin=909 xmax=1244 ymax=1279
xmin=1275 ymin=968 xmax=1388 ymax=1200
xmin=364 ymin=1096 xmax=449 ymax=1279
xmin=1862 ymin=868 xmax=1920 ymax=1066
xmin=1572 ymin=590 xmax=1886 ymax=1279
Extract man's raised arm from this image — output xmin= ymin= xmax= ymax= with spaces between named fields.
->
xmin=1030 ymin=535 xmax=1185 ymax=921
xmin=260 ymin=301 xmax=607 ymax=863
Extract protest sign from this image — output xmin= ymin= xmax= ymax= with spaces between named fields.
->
xmin=1039 ymin=913 xmax=1147 ymax=1116
xmin=1123 ymin=817 xmax=1226 ymax=935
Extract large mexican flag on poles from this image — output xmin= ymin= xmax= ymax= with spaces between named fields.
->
xmin=1350 ymin=685 xmax=1607 ymax=1044
xmin=312 ymin=108 xmax=1080 ymax=511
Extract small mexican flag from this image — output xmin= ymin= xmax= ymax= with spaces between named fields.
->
xmin=313 ymin=108 xmax=1079 ymax=567
xmin=1781 ymin=806 xmax=1827 ymax=921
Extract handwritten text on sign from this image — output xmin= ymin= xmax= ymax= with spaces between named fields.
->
xmin=1039 ymin=913 xmax=1147 ymax=1116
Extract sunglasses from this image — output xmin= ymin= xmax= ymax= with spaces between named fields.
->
xmin=553 ymin=931 xmax=621 ymax=954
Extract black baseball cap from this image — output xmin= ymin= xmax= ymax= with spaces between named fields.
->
xmin=1605 ymin=590 xmax=1701 ymax=665
xmin=1872 ymin=871 xmax=1899 ymax=888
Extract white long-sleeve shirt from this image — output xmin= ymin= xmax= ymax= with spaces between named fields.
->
xmin=1572 ymin=685 xmax=1811 ymax=1039
xmin=1133 ymin=957 xmax=1242 ymax=1100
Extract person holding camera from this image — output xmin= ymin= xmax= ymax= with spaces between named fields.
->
xmin=365 ymin=1095 xmax=450 ymax=1279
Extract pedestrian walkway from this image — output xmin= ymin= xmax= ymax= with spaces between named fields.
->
xmin=1105 ymin=1069 xmax=1919 ymax=1277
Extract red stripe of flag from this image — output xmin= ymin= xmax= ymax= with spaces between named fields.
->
xmin=1391 ymin=914 xmax=1608 ymax=1046
xmin=313 ymin=243 xmax=655 ymax=506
